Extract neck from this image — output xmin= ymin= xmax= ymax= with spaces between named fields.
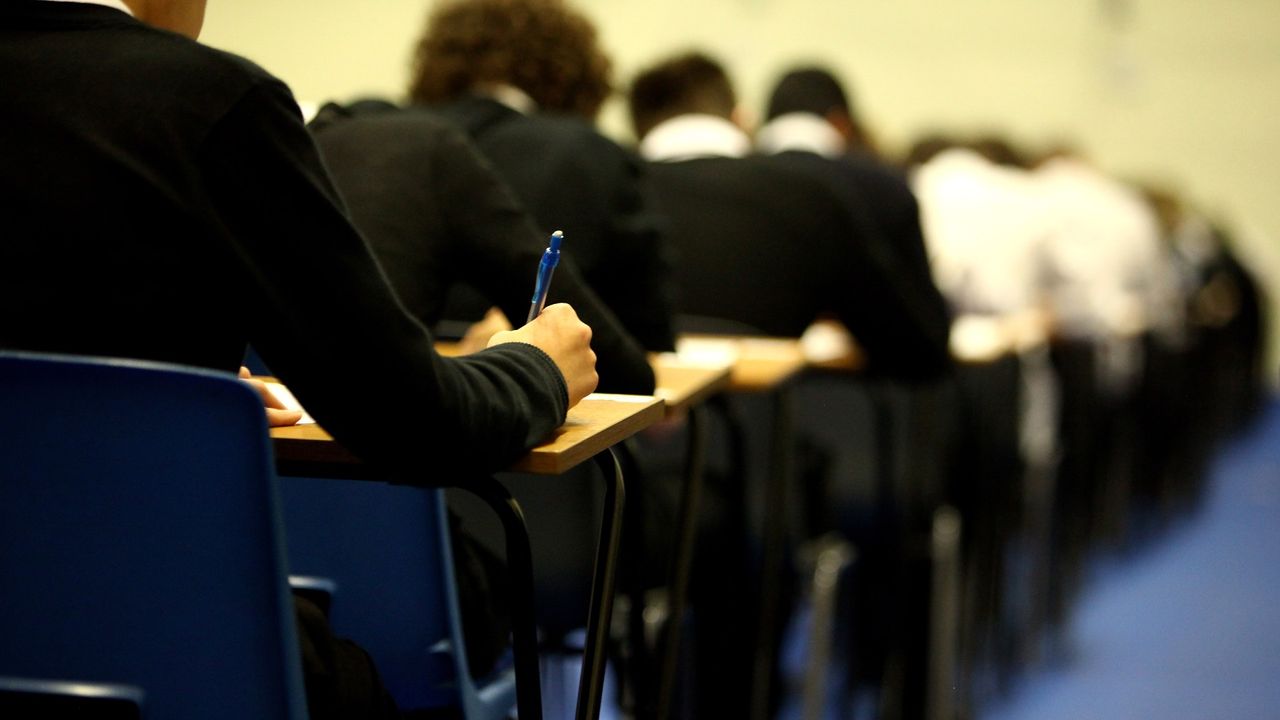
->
xmin=121 ymin=0 xmax=205 ymax=39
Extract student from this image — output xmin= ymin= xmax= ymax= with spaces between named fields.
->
xmin=757 ymin=65 xmax=949 ymax=352
xmin=629 ymin=51 xmax=951 ymax=378
xmin=628 ymin=50 xmax=954 ymax=718
xmin=306 ymin=100 xmax=656 ymax=395
xmin=407 ymin=0 xmax=678 ymax=353
xmin=0 ymin=0 xmax=597 ymax=717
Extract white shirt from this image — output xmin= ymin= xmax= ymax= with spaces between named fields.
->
xmin=41 ymin=0 xmax=133 ymax=15
xmin=754 ymin=112 xmax=846 ymax=158
xmin=1035 ymin=156 xmax=1180 ymax=339
xmin=473 ymin=83 xmax=538 ymax=116
xmin=638 ymin=114 xmax=751 ymax=163
xmin=911 ymin=148 xmax=1053 ymax=317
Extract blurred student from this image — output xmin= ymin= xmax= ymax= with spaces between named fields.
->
xmin=756 ymin=66 xmax=951 ymax=368
xmin=408 ymin=0 xmax=677 ymax=352
xmin=307 ymin=100 xmax=655 ymax=394
xmin=627 ymin=49 xmax=955 ymax=719
xmin=0 ymin=0 xmax=598 ymax=716
xmin=629 ymin=51 xmax=950 ymax=378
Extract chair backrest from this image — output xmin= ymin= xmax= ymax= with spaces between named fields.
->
xmin=0 ymin=676 xmax=144 ymax=719
xmin=278 ymin=476 xmax=517 ymax=720
xmin=0 ymin=351 xmax=307 ymax=720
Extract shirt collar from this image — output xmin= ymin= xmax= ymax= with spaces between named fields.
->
xmin=754 ymin=112 xmax=847 ymax=158
xmin=638 ymin=114 xmax=751 ymax=162
xmin=473 ymin=83 xmax=538 ymax=116
xmin=39 ymin=0 xmax=134 ymax=16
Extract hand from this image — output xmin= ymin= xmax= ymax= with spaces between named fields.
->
xmin=487 ymin=303 xmax=598 ymax=407
xmin=457 ymin=306 xmax=514 ymax=354
xmin=238 ymin=366 xmax=304 ymax=427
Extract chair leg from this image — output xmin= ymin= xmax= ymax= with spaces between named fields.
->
xmin=929 ymin=507 xmax=963 ymax=720
xmin=801 ymin=535 xmax=856 ymax=720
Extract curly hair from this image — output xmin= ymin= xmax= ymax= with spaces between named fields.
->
xmin=408 ymin=0 xmax=612 ymax=119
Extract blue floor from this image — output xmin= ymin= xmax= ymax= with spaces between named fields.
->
xmin=982 ymin=399 xmax=1280 ymax=720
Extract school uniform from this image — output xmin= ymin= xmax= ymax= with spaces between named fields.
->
xmin=307 ymin=102 xmax=655 ymax=395
xmin=642 ymin=114 xmax=951 ymax=379
xmin=0 ymin=3 xmax=571 ymax=715
xmin=428 ymin=96 xmax=678 ymax=352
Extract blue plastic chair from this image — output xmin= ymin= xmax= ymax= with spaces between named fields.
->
xmin=0 ymin=351 xmax=307 ymax=720
xmin=279 ymin=475 xmax=518 ymax=720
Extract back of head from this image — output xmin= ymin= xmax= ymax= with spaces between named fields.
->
xmin=628 ymin=51 xmax=736 ymax=140
xmin=969 ymin=133 xmax=1030 ymax=169
xmin=765 ymin=66 xmax=850 ymax=121
xmin=902 ymin=133 xmax=961 ymax=169
xmin=407 ymin=0 xmax=612 ymax=119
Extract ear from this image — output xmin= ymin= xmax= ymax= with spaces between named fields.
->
xmin=824 ymin=109 xmax=856 ymax=145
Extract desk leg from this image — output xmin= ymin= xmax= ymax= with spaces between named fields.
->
xmin=655 ymin=405 xmax=709 ymax=720
xmin=617 ymin=440 xmax=652 ymax=717
xmin=751 ymin=387 xmax=795 ymax=720
xmin=576 ymin=448 xmax=626 ymax=720
xmin=464 ymin=476 xmax=543 ymax=720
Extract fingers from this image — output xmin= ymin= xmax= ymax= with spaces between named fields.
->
xmin=238 ymin=373 xmax=302 ymax=426
xmin=461 ymin=307 xmax=513 ymax=354
xmin=264 ymin=407 xmax=305 ymax=427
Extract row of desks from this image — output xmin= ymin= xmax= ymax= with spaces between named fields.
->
xmin=266 ymin=314 xmax=1040 ymax=720
xmin=266 ymin=335 xmax=818 ymax=720
xmin=271 ymin=333 xmax=833 ymax=477
xmin=271 ymin=329 xmax=839 ymax=719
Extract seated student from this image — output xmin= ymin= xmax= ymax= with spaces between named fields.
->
xmin=628 ymin=51 xmax=951 ymax=378
xmin=406 ymin=0 xmax=677 ymax=352
xmin=627 ymin=50 xmax=953 ymax=719
xmin=306 ymin=100 xmax=655 ymax=395
xmin=756 ymin=65 xmax=949 ymax=343
xmin=0 ymin=1 xmax=598 ymax=717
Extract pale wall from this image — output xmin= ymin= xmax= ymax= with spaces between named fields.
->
xmin=201 ymin=0 xmax=1280 ymax=368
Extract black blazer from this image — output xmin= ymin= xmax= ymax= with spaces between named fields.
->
xmin=766 ymin=150 xmax=952 ymax=376
xmin=428 ymin=97 xmax=677 ymax=351
xmin=647 ymin=154 xmax=951 ymax=380
xmin=308 ymin=104 xmax=654 ymax=394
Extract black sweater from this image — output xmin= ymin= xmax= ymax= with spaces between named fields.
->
xmin=307 ymin=104 xmax=654 ymax=394
xmin=428 ymin=97 xmax=678 ymax=352
xmin=0 ymin=2 xmax=568 ymax=480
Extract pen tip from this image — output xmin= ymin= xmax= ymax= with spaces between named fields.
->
xmin=549 ymin=230 xmax=563 ymax=251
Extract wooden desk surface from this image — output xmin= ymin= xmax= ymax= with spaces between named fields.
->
xmin=436 ymin=340 xmax=732 ymax=415
xmin=271 ymin=394 xmax=663 ymax=477
xmin=651 ymin=356 xmax=732 ymax=414
xmin=675 ymin=335 xmax=808 ymax=392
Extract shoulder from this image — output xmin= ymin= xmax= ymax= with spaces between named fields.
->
xmin=493 ymin=114 xmax=643 ymax=184
xmin=105 ymin=24 xmax=294 ymax=123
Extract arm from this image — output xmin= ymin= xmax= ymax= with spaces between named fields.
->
xmin=429 ymin=125 xmax=656 ymax=394
xmin=199 ymin=79 xmax=586 ymax=480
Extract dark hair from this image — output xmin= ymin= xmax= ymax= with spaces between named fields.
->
xmin=407 ymin=0 xmax=612 ymax=119
xmin=970 ymin=134 xmax=1030 ymax=169
xmin=627 ymin=51 xmax=735 ymax=140
xmin=765 ymin=66 xmax=851 ymax=121
xmin=901 ymin=133 xmax=960 ymax=169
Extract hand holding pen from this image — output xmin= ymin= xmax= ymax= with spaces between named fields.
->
xmin=527 ymin=230 xmax=563 ymax=323
xmin=486 ymin=229 xmax=598 ymax=405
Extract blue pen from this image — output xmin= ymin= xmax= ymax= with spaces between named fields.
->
xmin=527 ymin=230 xmax=563 ymax=323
